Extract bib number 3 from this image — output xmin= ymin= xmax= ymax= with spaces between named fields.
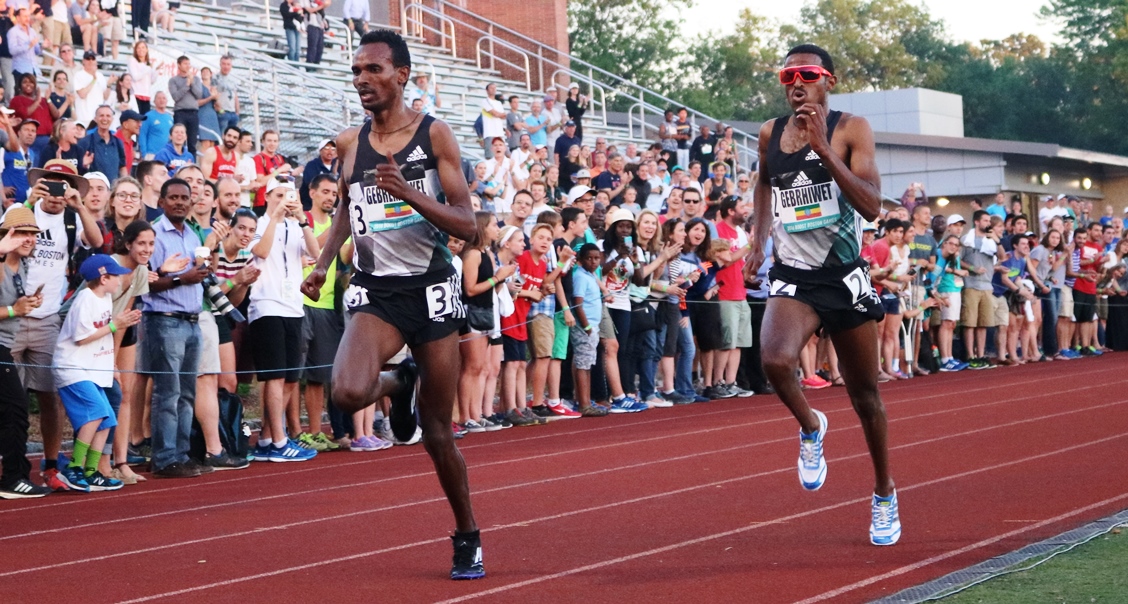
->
xmin=426 ymin=277 xmax=465 ymax=321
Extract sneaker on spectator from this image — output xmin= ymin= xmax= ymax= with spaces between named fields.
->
xmin=692 ymin=394 xmax=711 ymax=403
xmin=800 ymin=376 xmax=831 ymax=390
xmin=84 ymin=471 xmax=124 ymax=491
xmin=463 ymin=419 xmax=486 ymax=433
xmin=350 ymin=436 xmax=378 ymax=451
xmin=378 ymin=417 xmax=396 ymax=442
xmin=40 ymin=467 xmax=70 ymax=492
xmin=967 ymin=357 xmax=987 ymax=370
xmin=580 ymin=405 xmax=609 ymax=417
xmin=0 ymin=478 xmax=52 ymax=499
xmin=546 ymin=401 xmax=582 ymax=418
xmin=609 ymin=397 xmax=646 ymax=413
xmin=645 ymin=395 xmax=673 ymax=408
xmin=312 ymin=432 xmax=340 ymax=451
xmin=528 ymin=405 xmax=554 ymax=421
xmin=394 ymin=426 xmax=424 ymax=445
xmin=184 ymin=458 xmax=216 ymax=475
xmin=252 ymin=444 xmax=273 ymax=462
xmin=205 ymin=451 xmax=250 ymax=470
xmin=727 ymin=383 xmax=755 ymax=397
xmin=1085 ymin=346 xmax=1103 ymax=356
xmin=126 ymin=443 xmax=148 ymax=464
xmin=521 ymin=407 xmax=548 ymax=425
xmin=704 ymin=385 xmax=731 ymax=400
xmin=369 ymin=435 xmax=394 ymax=450
xmin=505 ymin=408 xmax=535 ymax=426
xmin=57 ymin=458 xmax=91 ymax=493
xmin=452 ymin=422 xmax=469 ymax=437
xmin=298 ymin=432 xmax=330 ymax=452
xmin=152 ymin=462 xmax=201 ymax=479
xmin=269 ymin=441 xmax=317 ymax=462
xmin=939 ymin=359 xmax=959 ymax=372
xmin=487 ymin=413 xmax=513 ymax=429
xmin=559 ymin=399 xmax=580 ymax=412
xmin=478 ymin=417 xmax=505 ymax=431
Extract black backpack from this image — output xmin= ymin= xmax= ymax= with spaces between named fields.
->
xmin=189 ymin=388 xmax=250 ymax=462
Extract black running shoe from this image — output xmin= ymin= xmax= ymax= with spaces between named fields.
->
xmin=0 ymin=478 xmax=51 ymax=499
xmin=450 ymin=531 xmax=485 ymax=580
xmin=389 ymin=359 xmax=420 ymax=442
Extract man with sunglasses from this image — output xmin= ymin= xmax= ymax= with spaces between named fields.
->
xmin=747 ymin=44 xmax=899 ymax=546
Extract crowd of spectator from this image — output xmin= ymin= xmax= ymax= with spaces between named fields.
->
xmin=1 ymin=28 xmax=1126 ymax=501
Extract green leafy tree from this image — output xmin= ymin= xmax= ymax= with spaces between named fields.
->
xmin=567 ymin=0 xmax=692 ymax=98
xmin=674 ymin=9 xmax=789 ymax=121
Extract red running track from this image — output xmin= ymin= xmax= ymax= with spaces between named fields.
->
xmin=2 ymin=355 xmax=1127 ymax=603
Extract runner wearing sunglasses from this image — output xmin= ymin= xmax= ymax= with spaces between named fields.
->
xmin=745 ymin=44 xmax=901 ymax=546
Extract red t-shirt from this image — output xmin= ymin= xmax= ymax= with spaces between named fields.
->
xmin=1073 ymin=242 xmax=1103 ymax=295
xmin=500 ymin=251 xmax=546 ymax=341
xmin=254 ymin=152 xmax=286 ymax=208
xmin=115 ymin=130 xmax=134 ymax=174
xmin=714 ymin=220 xmax=747 ymax=301
xmin=9 ymin=95 xmax=54 ymax=136
xmin=863 ymin=239 xmax=890 ymax=295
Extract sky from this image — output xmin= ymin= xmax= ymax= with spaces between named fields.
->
xmin=680 ymin=0 xmax=1061 ymax=45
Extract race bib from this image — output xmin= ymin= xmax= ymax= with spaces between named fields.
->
xmin=771 ymin=165 xmax=841 ymax=233
xmin=425 ymin=273 xmax=465 ymax=321
xmin=343 ymin=283 xmax=369 ymax=310
xmin=842 ymin=266 xmax=877 ymax=305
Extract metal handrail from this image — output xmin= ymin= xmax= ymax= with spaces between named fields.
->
xmin=475 ymin=35 xmax=531 ymax=91
xmin=403 ymin=3 xmax=457 ymax=57
xmin=408 ymin=0 xmax=759 ymax=164
xmin=549 ymin=69 xmax=607 ymax=129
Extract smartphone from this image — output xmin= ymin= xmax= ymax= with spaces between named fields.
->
xmin=44 ymin=180 xmax=68 ymax=197
xmin=34 ymin=284 xmax=44 ymax=296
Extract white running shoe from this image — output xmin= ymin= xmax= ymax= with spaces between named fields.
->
xmin=798 ymin=409 xmax=828 ymax=491
xmin=870 ymin=490 xmax=902 ymax=546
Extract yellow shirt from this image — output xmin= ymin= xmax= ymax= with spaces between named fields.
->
xmin=302 ymin=216 xmax=337 ymax=310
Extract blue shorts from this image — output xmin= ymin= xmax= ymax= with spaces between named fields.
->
xmin=59 ymin=381 xmax=118 ymax=432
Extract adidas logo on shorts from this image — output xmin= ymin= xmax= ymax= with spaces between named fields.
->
xmin=805 ymin=149 xmax=820 ymax=161
xmin=405 ymin=145 xmax=428 ymax=162
xmin=792 ymin=171 xmax=813 ymax=186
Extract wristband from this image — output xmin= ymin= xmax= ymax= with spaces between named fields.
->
xmin=224 ymin=279 xmax=235 ymax=290
xmin=486 ymin=277 xmax=497 ymax=287
xmin=6 ymin=305 xmax=13 ymax=318
xmin=556 ymin=261 xmax=566 ymax=270
xmin=108 ymin=321 xmax=117 ymax=334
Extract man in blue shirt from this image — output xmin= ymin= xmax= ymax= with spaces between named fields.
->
xmin=141 ymin=178 xmax=211 ymax=479
xmin=299 ymin=138 xmax=336 ymax=211
xmin=986 ymin=192 xmax=1008 ymax=219
xmin=139 ymin=91 xmax=174 ymax=159
xmin=153 ymin=123 xmax=194 ymax=176
xmin=78 ymin=105 xmax=127 ymax=179
xmin=524 ymin=98 xmax=548 ymax=148
xmin=3 ymin=119 xmax=36 ymax=204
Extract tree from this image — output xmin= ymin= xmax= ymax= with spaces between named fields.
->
xmin=567 ymin=0 xmax=692 ymax=98
xmin=673 ymin=9 xmax=789 ymax=122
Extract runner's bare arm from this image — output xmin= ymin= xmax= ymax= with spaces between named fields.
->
xmin=748 ymin=119 xmax=775 ymax=278
xmin=797 ymin=105 xmax=882 ymax=221
xmin=302 ymin=128 xmax=359 ymax=300
xmin=373 ymin=119 xmax=476 ymax=241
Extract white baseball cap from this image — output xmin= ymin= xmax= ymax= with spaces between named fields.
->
xmin=266 ymin=177 xmax=296 ymax=194
xmin=946 ymin=214 xmax=967 ymax=226
xmin=84 ymin=171 xmax=111 ymax=189
xmin=567 ymin=185 xmax=594 ymax=204
xmin=316 ymin=139 xmax=335 ymax=150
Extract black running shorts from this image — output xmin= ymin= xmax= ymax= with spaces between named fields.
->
xmin=767 ymin=258 xmax=885 ymax=334
xmin=344 ymin=270 xmax=466 ymax=349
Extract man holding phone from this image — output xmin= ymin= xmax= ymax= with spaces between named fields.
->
xmin=247 ymin=176 xmax=320 ymax=462
xmin=4 ymin=160 xmax=103 ymax=489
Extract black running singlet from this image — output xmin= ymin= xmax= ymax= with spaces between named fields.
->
xmin=347 ymin=114 xmax=453 ymax=287
xmin=765 ymin=110 xmax=864 ymax=270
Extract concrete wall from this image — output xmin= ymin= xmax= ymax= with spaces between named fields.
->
xmin=877 ymin=145 xmax=1004 ymax=199
xmin=830 ymin=88 xmax=964 ymax=138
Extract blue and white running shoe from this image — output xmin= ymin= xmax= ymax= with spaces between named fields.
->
xmin=870 ymin=490 xmax=902 ymax=546
xmin=798 ymin=409 xmax=828 ymax=491
xmin=609 ymin=396 xmax=646 ymax=414
xmin=251 ymin=444 xmax=273 ymax=462
xmin=269 ymin=441 xmax=317 ymax=462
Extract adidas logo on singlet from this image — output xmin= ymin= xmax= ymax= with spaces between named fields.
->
xmin=804 ymin=149 xmax=820 ymax=161
xmin=792 ymin=171 xmax=813 ymax=186
xmin=405 ymin=145 xmax=428 ymax=162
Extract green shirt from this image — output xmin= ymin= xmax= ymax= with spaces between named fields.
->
xmin=302 ymin=217 xmax=336 ymax=310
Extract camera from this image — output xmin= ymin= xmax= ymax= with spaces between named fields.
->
xmin=44 ymin=180 xmax=68 ymax=197
xmin=202 ymin=274 xmax=246 ymax=323
xmin=494 ymin=93 xmax=504 ymax=101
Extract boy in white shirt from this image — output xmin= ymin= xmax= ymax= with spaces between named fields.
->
xmin=54 ymin=255 xmax=141 ymax=492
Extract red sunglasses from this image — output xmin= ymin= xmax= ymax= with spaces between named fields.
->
xmin=779 ymin=65 xmax=833 ymax=85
